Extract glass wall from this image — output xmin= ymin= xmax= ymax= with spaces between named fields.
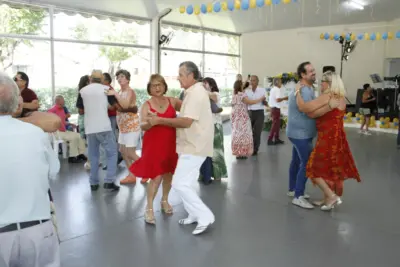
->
xmin=0 ymin=3 xmax=151 ymax=117
xmin=160 ymin=25 xmax=240 ymax=107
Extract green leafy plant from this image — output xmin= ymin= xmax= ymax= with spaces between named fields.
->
xmin=0 ymin=5 xmax=46 ymax=70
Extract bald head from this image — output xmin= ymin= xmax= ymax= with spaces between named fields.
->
xmin=0 ymin=72 xmax=19 ymax=115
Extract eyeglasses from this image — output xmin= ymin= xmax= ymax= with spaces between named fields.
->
xmin=13 ymin=77 xmax=22 ymax=82
xmin=150 ymin=83 xmax=163 ymax=89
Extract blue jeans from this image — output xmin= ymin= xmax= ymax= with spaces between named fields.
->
xmin=100 ymin=116 xmax=120 ymax=165
xmin=288 ymin=137 xmax=313 ymax=198
xmin=199 ymin=157 xmax=213 ymax=183
xmin=87 ymin=131 xmax=118 ymax=185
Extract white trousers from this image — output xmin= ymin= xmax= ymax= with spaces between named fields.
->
xmin=172 ymin=154 xmax=215 ymax=225
xmin=57 ymin=131 xmax=86 ymax=157
xmin=0 ymin=221 xmax=60 ymax=267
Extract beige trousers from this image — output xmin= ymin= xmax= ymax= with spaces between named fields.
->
xmin=0 ymin=221 xmax=60 ymax=267
xmin=58 ymin=131 xmax=86 ymax=157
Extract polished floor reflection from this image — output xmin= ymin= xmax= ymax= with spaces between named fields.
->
xmin=54 ymin=124 xmax=400 ymax=267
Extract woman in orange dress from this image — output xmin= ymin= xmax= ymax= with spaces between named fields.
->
xmin=129 ymin=74 xmax=181 ymax=224
xmin=296 ymin=71 xmax=360 ymax=211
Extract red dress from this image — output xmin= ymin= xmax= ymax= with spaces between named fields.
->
xmin=129 ymin=99 xmax=178 ymax=179
xmin=306 ymin=109 xmax=361 ymax=196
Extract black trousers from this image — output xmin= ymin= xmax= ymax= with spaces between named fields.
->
xmin=249 ymin=110 xmax=265 ymax=153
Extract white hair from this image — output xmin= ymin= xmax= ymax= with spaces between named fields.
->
xmin=322 ymin=71 xmax=346 ymax=97
xmin=0 ymin=72 xmax=19 ymax=114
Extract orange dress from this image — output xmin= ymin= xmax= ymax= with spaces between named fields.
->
xmin=306 ymin=109 xmax=361 ymax=196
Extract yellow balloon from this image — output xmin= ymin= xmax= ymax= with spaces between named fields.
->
xmin=365 ymin=33 xmax=370 ymax=40
xmin=320 ymin=33 xmax=324 ymax=40
xmin=207 ymin=3 xmax=213 ymax=12
xmin=194 ymin=5 xmax=200 ymax=15
xmin=330 ymin=34 xmax=334 ymax=40
xmin=222 ymin=1 xmax=228 ymax=11
xmin=351 ymin=34 xmax=356 ymax=41
xmin=250 ymin=0 xmax=257 ymax=8
xmin=341 ymin=33 xmax=345 ymax=38
xmin=265 ymin=0 xmax=272 ymax=5
xmin=235 ymin=0 xmax=241 ymax=9
xmin=376 ymin=32 xmax=382 ymax=40
xmin=179 ymin=6 xmax=185 ymax=14
xmin=388 ymin=32 xmax=394 ymax=39
xmin=283 ymin=0 xmax=291 ymax=3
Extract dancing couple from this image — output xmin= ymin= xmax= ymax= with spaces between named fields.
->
xmin=130 ymin=61 xmax=215 ymax=235
xmin=287 ymin=62 xmax=360 ymax=211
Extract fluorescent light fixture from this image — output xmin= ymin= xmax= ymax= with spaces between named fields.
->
xmin=345 ymin=0 xmax=365 ymax=10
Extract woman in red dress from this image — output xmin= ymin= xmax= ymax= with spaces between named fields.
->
xmin=129 ymin=74 xmax=181 ymax=224
xmin=296 ymin=71 xmax=360 ymax=211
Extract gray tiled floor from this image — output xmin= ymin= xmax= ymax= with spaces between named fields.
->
xmin=53 ymin=124 xmax=400 ymax=267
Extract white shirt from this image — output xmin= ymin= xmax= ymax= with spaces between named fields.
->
xmin=80 ymin=83 xmax=112 ymax=135
xmin=245 ymin=87 xmax=265 ymax=110
xmin=0 ymin=116 xmax=60 ymax=227
xmin=269 ymin=86 xmax=282 ymax=109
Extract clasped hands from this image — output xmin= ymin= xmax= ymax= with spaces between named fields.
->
xmin=295 ymin=84 xmax=340 ymax=110
xmin=141 ymin=111 xmax=160 ymax=127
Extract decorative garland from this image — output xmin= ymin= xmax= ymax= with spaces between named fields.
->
xmin=267 ymin=72 xmax=298 ymax=85
xmin=320 ymin=31 xmax=400 ymax=41
xmin=179 ymin=0 xmax=298 ymax=15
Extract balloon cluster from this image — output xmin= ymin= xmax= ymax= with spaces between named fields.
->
xmin=179 ymin=0 xmax=298 ymax=15
xmin=320 ymin=31 xmax=400 ymax=41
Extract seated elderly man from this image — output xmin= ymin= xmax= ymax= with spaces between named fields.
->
xmin=0 ymin=72 xmax=61 ymax=267
xmin=48 ymin=95 xmax=87 ymax=163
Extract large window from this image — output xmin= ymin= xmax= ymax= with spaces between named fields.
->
xmin=161 ymin=51 xmax=203 ymax=90
xmin=0 ymin=3 xmax=151 ymax=115
xmin=160 ymin=24 xmax=240 ymax=108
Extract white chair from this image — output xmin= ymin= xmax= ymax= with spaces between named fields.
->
xmin=50 ymin=132 xmax=68 ymax=159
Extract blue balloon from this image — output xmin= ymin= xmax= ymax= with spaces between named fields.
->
xmin=256 ymin=0 xmax=264 ymax=7
xmin=186 ymin=5 xmax=193 ymax=15
xmin=370 ymin=33 xmax=376 ymax=40
xmin=357 ymin=33 xmax=364 ymax=40
xmin=324 ymin=33 xmax=330 ymax=40
xmin=382 ymin=32 xmax=388 ymax=40
xmin=345 ymin=33 xmax=351 ymax=41
xmin=241 ymin=0 xmax=249 ymax=10
xmin=214 ymin=2 xmax=221 ymax=12
xmin=273 ymin=0 xmax=281 ymax=4
xmin=396 ymin=31 xmax=400 ymax=39
xmin=334 ymin=33 xmax=340 ymax=41
xmin=201 ymin=4 xmax=207 ymax=13
xmin=228 ymin=0 xmax=235 ymax=11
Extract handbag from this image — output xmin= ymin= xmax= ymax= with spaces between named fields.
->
xmin=359 ymin=108 xmax=370 ymax=115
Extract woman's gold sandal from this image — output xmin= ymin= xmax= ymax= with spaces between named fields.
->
xmin=144 ymin=209 xmax=156 ymax=225
xmin=161 ymin=200 xmax=173 ymax=214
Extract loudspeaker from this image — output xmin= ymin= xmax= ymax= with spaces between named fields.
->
xmin=323 ymin=66 xmax=336 ymax=73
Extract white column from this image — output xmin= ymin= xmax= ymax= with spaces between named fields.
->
xmin=150 ymin=8 xmax=172 ymax=74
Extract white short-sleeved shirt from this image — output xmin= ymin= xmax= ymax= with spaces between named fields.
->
xmin=245 ymin=87 xmax=265 ymax=111
xmin=269 ymin=86 xmax=281 ymax=109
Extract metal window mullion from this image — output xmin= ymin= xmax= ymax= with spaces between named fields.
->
xmin=49 ymin=6 xmax=55 ymax=103
xmin=161 ymin=47 xmax=239 ymax=58
xmin=202 ymin=31 xmax=205 ymax=75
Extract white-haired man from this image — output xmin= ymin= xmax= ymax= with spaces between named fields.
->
xmin=148 ymin=61 xmax=215 ymax=235
xmin=0 ymin=72 xmax=60 ymax=266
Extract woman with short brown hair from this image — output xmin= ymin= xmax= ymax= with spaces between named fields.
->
xmin=129 ymin=74 xmax=181 ymax=224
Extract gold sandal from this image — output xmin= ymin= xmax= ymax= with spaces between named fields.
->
xmin=144 ymin=209 xmax=155 ymax=225
xmin=161 ymin=200 xmax=173 ymax=214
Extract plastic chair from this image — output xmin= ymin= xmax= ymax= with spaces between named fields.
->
xmin=50 ymin=132 xmax=68 ymax=159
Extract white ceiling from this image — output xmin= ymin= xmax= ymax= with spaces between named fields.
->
xmin=9 ymin=0 xmax=400 ymax=33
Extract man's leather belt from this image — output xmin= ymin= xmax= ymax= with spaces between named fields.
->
xmin=0 ymin=219 xmax=49 ymax=233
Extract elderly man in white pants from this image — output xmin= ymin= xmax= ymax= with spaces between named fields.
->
xmin=0 ymin=72 xmax=60 ymax=266
xmin=148 ymin=61 xmax=215 ymax=235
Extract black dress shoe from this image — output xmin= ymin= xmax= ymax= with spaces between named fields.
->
xmin=78 ymin=154 xmax=87 ymax=161
xmin=274 ymin=139 xmax=284 ymax=145
xmin=103 ymin=183 xmax=120 ymax=191
xmin=91 ymin=185 xmax=99 ymax=191
xmin=68 ymin=157 xmax=84 ymax=163
xmin=252 ymin=151 xmax=258 ymax=156
xmin=102 ymin=165 xmax=107 ymax=170
xmin=117 ymin=156 xmax=123 ymax=165
xmin=267 ymin=140 xmax=275 ymax=146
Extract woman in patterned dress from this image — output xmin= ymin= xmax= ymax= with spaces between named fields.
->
xmin=107 ymin=69 xmax=148 ymax=184
xmin=203 ymin=77 xmax=228 ymax=180
xmin=230 ymin=80 xmax=265 ymax=159
xmin=296 ymin=71 xmax=360 ymax=211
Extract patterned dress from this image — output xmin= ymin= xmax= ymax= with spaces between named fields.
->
xmin=116 ymin=89 xmax=140 ymax=134
xmin=306 ymin=108 xmax=361 ymax=196
xmin=231 ymin=92 xmax=254 ymax=156
xmin=212 ymin=93 xmax=228 ymax=179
